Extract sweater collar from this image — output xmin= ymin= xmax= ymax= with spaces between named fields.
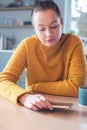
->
xmin=34 ymin=33 xmax=71 ymax=60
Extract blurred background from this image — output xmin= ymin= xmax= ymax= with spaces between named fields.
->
xmin=0 ymin=0 xmax=87 ymax=53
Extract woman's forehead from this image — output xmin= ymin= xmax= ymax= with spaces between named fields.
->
xmin=32 ymin=9 xmax=60 ymax=24
xmin=33 ymin=9 xmax=59 ymax=17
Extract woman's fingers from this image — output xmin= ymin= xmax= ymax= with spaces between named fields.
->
xmin=23 ymin=94 xmax=53 ymax=111
xmin=31 ymin=105 xmax=40 ymax=111
xmin=33 ymin=94 xmax=53 ymax=110
xmin=44 ymin=99 xmax=53 ymax=110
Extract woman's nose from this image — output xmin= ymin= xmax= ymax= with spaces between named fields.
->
xmin=45 ymin=28 xmax=52 ymax=36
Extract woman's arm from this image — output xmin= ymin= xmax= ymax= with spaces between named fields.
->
xmin=0 ymin=40 xmax=28 ymax=104
xmin=33 ymin=43 xmax=86 ymax=97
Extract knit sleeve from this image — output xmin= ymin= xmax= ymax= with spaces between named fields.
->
xmin=33 ymin=42 xmax=86 ymax=97
xmin=0 ymin=40 xmax=28 ymax=104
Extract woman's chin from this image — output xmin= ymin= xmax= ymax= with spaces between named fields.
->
xmin=45 ymin=43 xmax=57 ymax=47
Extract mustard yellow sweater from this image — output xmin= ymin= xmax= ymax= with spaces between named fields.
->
xmin=0 ymin=33 xmax=86 ymax=104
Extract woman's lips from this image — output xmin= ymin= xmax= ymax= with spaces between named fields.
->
xmin=46 ymin=39 xmax=54 ymax=42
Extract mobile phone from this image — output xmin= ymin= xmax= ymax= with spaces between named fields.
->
xmin=52 ymin=102 xmax=73 ymax=109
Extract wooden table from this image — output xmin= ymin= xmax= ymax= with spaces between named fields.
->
xmin=0 ymin=94 xmax=87 ymax=130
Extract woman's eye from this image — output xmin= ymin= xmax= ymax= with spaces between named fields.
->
xmin=50 ymin=25 xmax=59 ymax=29
xmin=38 ymin=28 xmax=45 ymax=31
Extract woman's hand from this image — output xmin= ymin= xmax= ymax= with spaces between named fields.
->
xmin=18 ymin=93 xmax=53 ymax=111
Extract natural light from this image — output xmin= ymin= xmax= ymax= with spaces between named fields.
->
xmin=71 ymin=0 xmax=87 ymax=55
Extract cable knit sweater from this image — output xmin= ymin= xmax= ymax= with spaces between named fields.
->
xmin=0 ymin=33 xmax=86 ymax=104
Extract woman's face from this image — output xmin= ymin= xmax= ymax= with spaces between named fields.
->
xmin=32 ymin=9 xmax=63 ymax=47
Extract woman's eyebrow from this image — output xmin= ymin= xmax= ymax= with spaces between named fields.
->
xmin=37 ymin=24 xmax=44 ymax=27
xmin=50 ymin=20 xmax=59 ymax=25
xmin=36 ymin=20 xmax=59 ymax=27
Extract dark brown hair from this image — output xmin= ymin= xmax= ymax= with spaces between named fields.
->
xmin=31 ymin=0 xmax=61 ymax=18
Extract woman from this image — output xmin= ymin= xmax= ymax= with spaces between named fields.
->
xmin=0 ymin=0 xmax=86 ymax=111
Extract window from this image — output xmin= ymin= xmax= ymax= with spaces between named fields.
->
xmin=71 ymin=0 xmax=87 ymax=55
xmin=71 ymin=0 xmax=87 ymax=36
